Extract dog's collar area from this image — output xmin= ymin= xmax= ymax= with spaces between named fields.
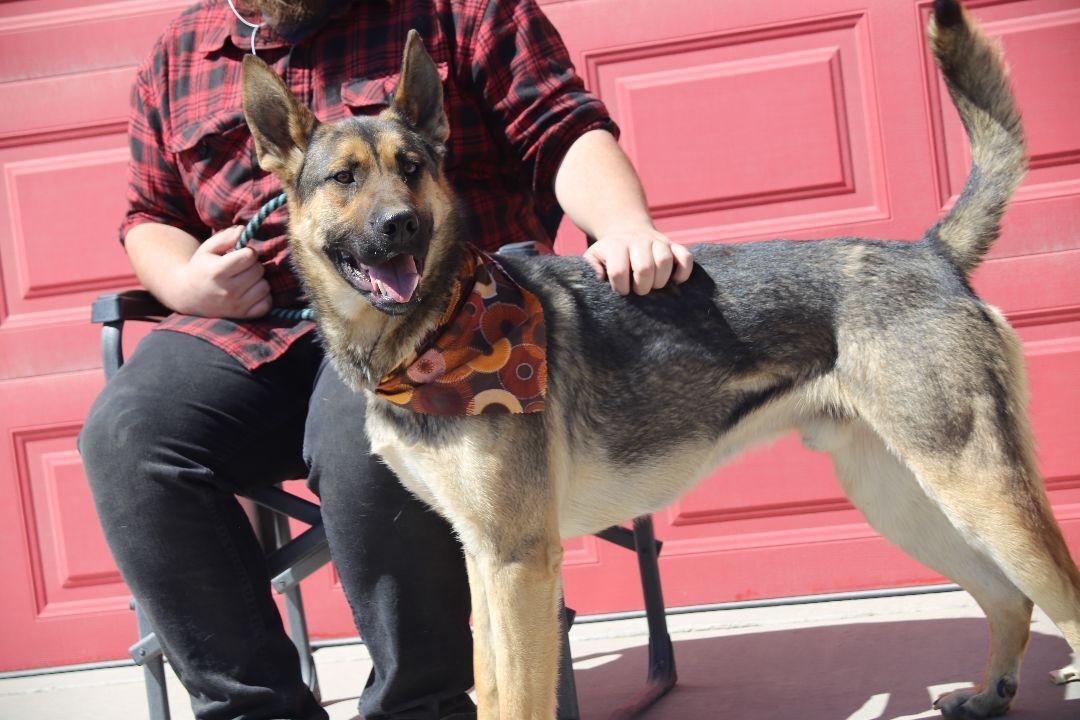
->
xmin=374 ymin=245 xmax=547 ymax=415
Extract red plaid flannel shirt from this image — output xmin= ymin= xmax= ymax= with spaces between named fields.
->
xmin=122 ymin=0 xmax=616 ymax=369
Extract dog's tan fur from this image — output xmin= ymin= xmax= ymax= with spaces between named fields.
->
xmin=242 ymin=2 xmax=1080 ymax=716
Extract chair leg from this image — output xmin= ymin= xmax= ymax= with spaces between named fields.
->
xmin=556 ymin=596 xmax=581 ymax=720
xmin=268 ymin=509 xmax=321 ymax=702
xmin=608 ymin=516 xmax=677 ymax=720
xmin=132 ymin=601 xmax=171 ymax=720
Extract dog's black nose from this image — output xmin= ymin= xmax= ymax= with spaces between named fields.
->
xmin=376 ymin=209 xmax=420 ymax=243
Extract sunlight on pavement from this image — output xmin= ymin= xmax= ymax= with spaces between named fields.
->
xmin=846 ymin=692 xmax=889 ymax=720
xmin=844 ymin=683 xmax=977 ymax=720
xmin=572 ymin=653 xmax=622 ymax=671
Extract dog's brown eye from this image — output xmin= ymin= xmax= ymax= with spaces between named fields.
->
xmin=333 ymin=170 xmax=354 ymax=184
xmin=402 ymin=161 xmax=419 ymax=178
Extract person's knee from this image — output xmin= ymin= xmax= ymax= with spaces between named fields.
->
xmin=304 ymin=369 xmax=375 ymax=496
xmin=304 ymin=414 xmax=404 ymax=507
xmin=79 ymin=382 xmax=168 ymax=496
xmin=79 ymin=385 xmax=124 ymax=477
xmin=306 ymin=438 xmax=393 ymax=502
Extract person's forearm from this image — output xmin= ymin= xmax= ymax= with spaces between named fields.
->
xmin=124 ymin=222 xmax=202 ymax=312
xmin=553 ymin=129 xmax=693 ymax=295
xmin=554 ymin=129 xmax=654 ymax=238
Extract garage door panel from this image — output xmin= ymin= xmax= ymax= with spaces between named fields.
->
xmin=14 ymin=424 xmax=127 ymax=619
xmin=667 ymin=435 xmax=846 ymax=531
xmin=586 ymin=12 xmax=889 ymax=244
xmin=0 ymin=135 xmax=137 ymax=380
xmin=0 ymin=1 xmax=185 ymax=83
xmin=658 ymin=533 xmax=942 ymax=607
xmin=0 ymin=67 xmax=134 ymax=145
xmin=0 ymin=0 xmax=144 ymax=384
xmin=562 ymin=533 xmax=601 ymax=567
xmin=610 ymin=49 xmax=852 ymax=214
xmin=0 ymin=0 xmax=196 ymax=669
xmin=1001 ymin=12 xmax=1080 ymax=170
xmin=4 ymin=149 xmax=134 ymax=302
xmin=0 ymin=371 xmax=136 ymax=669
xmin=972 ymin=249 xmax=1080 ymax=318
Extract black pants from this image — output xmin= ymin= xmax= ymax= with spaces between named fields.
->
xmin=78 ymin=330 xmax=473 ymax=720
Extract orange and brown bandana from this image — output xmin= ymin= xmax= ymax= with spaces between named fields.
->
xmin=374 ymin=246 xmax=547 ymax=415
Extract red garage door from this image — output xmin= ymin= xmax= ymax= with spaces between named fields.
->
xmin=0 ymin=0 xmax=1078 ymax=670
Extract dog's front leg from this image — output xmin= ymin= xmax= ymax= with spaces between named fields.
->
xmin=475 ymin=539 xmax=564 ymax=720
xmin=465 ymin=553 xmax=500 ymax=719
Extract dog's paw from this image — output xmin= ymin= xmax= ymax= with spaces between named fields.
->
xmin=933 ymin=681 xmax=1016 ymax=719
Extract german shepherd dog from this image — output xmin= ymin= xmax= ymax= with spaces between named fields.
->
xmin=242 ymin=1 xmax=1080 ymax=716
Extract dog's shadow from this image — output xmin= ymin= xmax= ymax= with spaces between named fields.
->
xmin=571 ymin=619 xmax=1077 ymax=719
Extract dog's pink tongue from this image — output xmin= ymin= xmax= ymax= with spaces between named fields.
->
xmin=368 ymin=255 xmax=420 ymax=303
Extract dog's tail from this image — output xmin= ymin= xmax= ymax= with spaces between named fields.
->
xmin=926 ymin=0 xmax=1026 ymax=277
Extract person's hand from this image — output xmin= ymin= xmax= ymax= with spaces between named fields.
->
xmin=173 ymin=226 xmax=272 ymax=318
xmin=583 ymin=223 xmax=694 ymax=295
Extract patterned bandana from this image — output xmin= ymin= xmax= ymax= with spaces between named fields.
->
xmin=374 ymin=246 xmax=547 ymax=415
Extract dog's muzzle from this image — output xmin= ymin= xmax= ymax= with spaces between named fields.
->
xmin=330 ymin=245 xmax=425 ymax=314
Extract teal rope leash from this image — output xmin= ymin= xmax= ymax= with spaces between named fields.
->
xmin=234 ymin=193 xmax=315 ymax=321
xmin=236 ymin=193 xmax=287 ymax=250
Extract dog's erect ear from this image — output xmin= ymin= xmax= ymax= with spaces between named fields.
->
xmin=391 ymin=30 xmax=449 ymax=148
xmin=242 ymin=54 xmax=317 ymax=185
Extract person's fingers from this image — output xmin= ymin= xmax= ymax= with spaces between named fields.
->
xmin=216 ymin=245 xmax=259 ymax=277
xmin=582 ymin=246 xmax=607 ymax=282
xmin=629 ymin=241 xmax=656 ymax=296
xmin=650 ymin=241 xmax=675 ymax=289
xmin=237 ymin=279 xmax=272 ymax=318
xmin=243 ymin=296 xmax=273 ymax=318
xmin=201 ymin=226 xmax=244 ymax=255
xmin=603 ymin=246 xmax=632 ymax=296
xmin=671 ymin=242 xmax=694 ymax=283
xmin=585 ymin=235 xmax=686 ymax=294
xmin=228 ymin=262 xmax=266 ymax=293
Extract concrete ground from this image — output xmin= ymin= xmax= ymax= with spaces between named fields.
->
xmin=2 ymin=590 xmax=1078 ymax=720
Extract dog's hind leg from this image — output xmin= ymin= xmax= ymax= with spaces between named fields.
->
xmin=818 ymin=418 xmax=1035 ymax=718
xmin=893 ymin=447 xmax=1080 ymax=720
xmin=879 ymin=447 xmax=1079 ymax=718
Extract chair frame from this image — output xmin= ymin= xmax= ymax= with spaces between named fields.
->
xmin=92 ymin=289 xmax=676 ymax=720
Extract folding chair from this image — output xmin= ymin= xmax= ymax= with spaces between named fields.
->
xmin=92 ymin=289 xmax=677 ymax=720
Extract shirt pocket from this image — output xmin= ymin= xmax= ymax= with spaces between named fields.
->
xmin=338 ymin=61 xmax=451 ymax=116
xmin=166 ymin=109 xmax=257 ymax=229
xmin=168 ymin=109 xmax=246 ymax=154
xmin=339 ymin=73 xmax=398 ymax=115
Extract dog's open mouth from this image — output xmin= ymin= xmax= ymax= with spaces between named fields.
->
xmin=333 ymin=250 xmax=423 ymax=307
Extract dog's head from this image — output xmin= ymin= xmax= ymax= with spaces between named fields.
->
xmin=242 ymin=30 xmax=455 ymax=317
